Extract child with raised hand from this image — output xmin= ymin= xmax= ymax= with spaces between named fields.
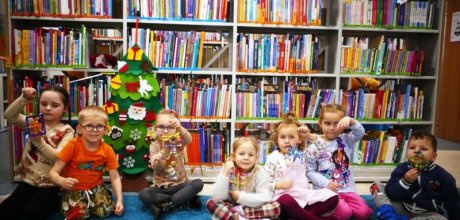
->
xmin=370 ymin=131 xmax=460 ymax=220
xmin=305 ymin=104 xmax=371 ymax=219
xmin=206 ymin=136 xmax=281 ymax=220
xmin=264 ymin=112 xmax=338 ymax=220
xmin=138 ymin=109 xmax=204 ymax=219
xmin=0 ymin=86 xmax=75 ymax=219
xmin=48 ymin=105 xmax=124 ymax=219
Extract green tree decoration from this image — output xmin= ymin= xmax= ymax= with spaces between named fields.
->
xmin=103 ymin=44 xmax=162 ymax=191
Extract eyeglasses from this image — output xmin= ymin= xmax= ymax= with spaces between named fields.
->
xmin=80 ymin=124 xmax=106 ymax=132
xmin=156 ymin=125 xmax=176 ymax=132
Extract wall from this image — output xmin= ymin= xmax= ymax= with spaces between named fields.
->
xmin=436 ymin=0 xmax=460 ymax=142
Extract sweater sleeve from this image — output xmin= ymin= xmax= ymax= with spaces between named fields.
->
xmin=34 ymin=125 xmax=75 ymax=162
xmin=343 ymin=121 xmax=365 ymax=144
xmin=440 ymin=172 xmax=460 ymax=220
xmin=4 ymin=95 xmax=29 ymax=129
xmin=211 ymin=173 xmax=231 ymax=201
xmin=385 ymin=163 xmax=413 ymax=201
xmin=306 ymin=137 xmax=331 ymax=188
xmin=237 ymin=169 xmax=272 ymax=207
xmin=263 ymin=153 xmax=278 ymax=191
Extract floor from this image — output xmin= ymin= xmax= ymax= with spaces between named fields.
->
xmin=1 ymin=130 xmax=460 ymax=198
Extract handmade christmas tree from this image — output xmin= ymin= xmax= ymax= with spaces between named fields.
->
xmin=103 ymin=44 xmax=162 ymax=191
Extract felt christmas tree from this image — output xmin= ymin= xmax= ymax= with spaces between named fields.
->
xmin=103 ymin=43 xmax=162 ymax=191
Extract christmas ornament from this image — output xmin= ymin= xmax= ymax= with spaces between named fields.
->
xmin=127 ymin=102 xmax=146 ymax=121
xmin=110 ymin=75 xmax=122 ymax=90
xmin=119 ymin=110 xmax=127 ymax=125
xmin=108 ymin=126 xmax=123 ymax=140
xmin=138 ymin=76 xmax=153 ymax=97
xmin=117 ymin=61 xmax=128 ymax=72
xmin=103 ymin=101 xmax=119 ymax=114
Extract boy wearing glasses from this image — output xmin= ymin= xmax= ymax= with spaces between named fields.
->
xmin=49 ymin=106 xmax=124 ymax=219
xmin=138 ymin=109 xmax=204 ymax=218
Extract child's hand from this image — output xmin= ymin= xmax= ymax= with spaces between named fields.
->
xmin=337 ymin=116 xmax=354 ymax=131
xmin=230 ymin=190 xmax=240 ymax=201
xmin=114 ymin=200 xmax=124 ymax=216
xmin=276 ymin=179 xmax=293 ymax=190
xmin=169 ymin=117 xmax=181 ymax=129
xmin=152 ymin=151 xmax=166 ymax=165
xmin=61 ymin=177 xmax=79 ymax=190
xmin=298 ymin=125 xmax=316 ymax=141
xmin=223 ymin=161 xmax=234 ymax=176
xmin=327 ymin=181 xmax=341 ymax=191
xmin=403 ymin=168 xmax=419 ymax=183
xmin=22 ymin=88 xmax=36 ymax=100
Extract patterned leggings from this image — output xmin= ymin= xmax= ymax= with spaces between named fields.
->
xmin=206 ymin=198 xmax=281 ymax=220
xmin=60 ymin=184 xmax=115 ymax=220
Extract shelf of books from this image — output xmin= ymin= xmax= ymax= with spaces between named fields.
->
xmin=6 ymin=0 xmax=442 ymax=182
xmin=0 ymin=57 xmax=8 ymax=132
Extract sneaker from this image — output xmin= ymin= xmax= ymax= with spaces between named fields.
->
xmin=188 ymin=195 xmax=202 ymax=209
xmin=149 ymin=203 xmax=161 ymax=219
xmin=377 ymin=204 xmax=409 ymax=220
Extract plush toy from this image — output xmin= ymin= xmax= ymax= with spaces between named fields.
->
xmin=89 ymin=54 xmax=118 ymax=68
xmin=351 ymin=77 xmax=381 ymax=90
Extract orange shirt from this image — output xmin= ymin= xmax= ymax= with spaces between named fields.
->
xmin=58 ymin=137 xmax=119 ymax=190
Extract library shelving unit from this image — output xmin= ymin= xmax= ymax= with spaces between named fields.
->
xmin=6 ymin=0 xmax=443 ymax=182
xmin=0 ymin=57 xmax=8 ymax=132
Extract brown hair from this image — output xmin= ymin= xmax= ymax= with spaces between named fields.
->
xmin=39 ymin=85 xmax=71 ymax=122
xmin=318 ymin=104 xmax=346 ymax=124
xmin=232 ymin=136 xmax=258 ymax=154
xmin=78 ymin=105 xmax=108 ymax=124
xmin=270 ymin=112 xmax=306 ymax=150
xmin=409 ymin=131 xmax=438 ymax=152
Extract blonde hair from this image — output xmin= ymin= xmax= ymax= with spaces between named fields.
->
xmin=318 ymin=104 xmax=346 ymax=123
xmin=78 ymin=105 xmax=108 ymax=124
xmin=270 ymin=112 xmax=306 ymax=150
xmin=155 ymin=109 xmax=180 ymax=122
xmin=232 ymin=136 xmax=258 ymax=154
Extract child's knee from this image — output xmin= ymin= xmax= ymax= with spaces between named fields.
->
xmin=354 ymin=206 xmax=372 ymax=220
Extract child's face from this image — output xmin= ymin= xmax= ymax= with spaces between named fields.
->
xmin=406 ymin=137 xmax=437 ymax=164
xmin=232 ymin=142 xmax=258 ymax=172
xmin=320 ymin=112 xmax=342 ymax=141
xmin=155 ymin=115 xmax=177 ymax=136
xmin=277 ymin=124 xmax=301 ymax=154
xmin=78 ymin=116 xmax=107 ymax=145
xmin=39 ymin=91 xmax=66 ymax=123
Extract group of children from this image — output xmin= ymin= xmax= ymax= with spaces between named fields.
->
xmin=0 ymin=86 xmax=458 ymax=220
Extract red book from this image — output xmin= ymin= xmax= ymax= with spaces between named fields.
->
xmin=278 ymin=41 xmax=286 ymax=71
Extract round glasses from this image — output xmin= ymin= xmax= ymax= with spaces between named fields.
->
xmin=80 ymin=124 xmax=106 ymax=132
xmin=156 ymin=125 xmax=176 ymax=132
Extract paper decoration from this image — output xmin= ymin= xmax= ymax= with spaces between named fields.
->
xmin=108 ymin=126 xmax=123 ymax=140
xmin=125 ymin=81 xmax=140 ymax=92
xmin=110 ymin=74 xmax=161 ymax=100
xmin=117 ymin=61 xmax=128 ymax=72
xmin=111 ymin=75 xmax=122 ymax=90
xmin=138 ymin=76 xmax=153 ymax=97
xmin=287 ymin=145 xmax=305 ymax=163
xmin=159 ymin=133 xmax=183 ymax=181
xmin=127 ymin=47 xmax=144 ymax=61
xmin=127 ymin=102 xmax=146 ymax=121
xmin=103 ymin=101 xmax=119 ymax=114
xmin=26 ymin=114 xmax=46 ymax=137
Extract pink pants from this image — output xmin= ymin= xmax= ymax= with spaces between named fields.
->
xmin=331 ymin=192 xmax=372 ymax=220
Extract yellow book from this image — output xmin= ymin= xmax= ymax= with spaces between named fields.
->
xmin=22 ymin=29 xmax=29 ymax=65
xmin=197 ymin=31 xmax=205 ymax=68
xmin=381 ymin=89 xmax=389 ymax=119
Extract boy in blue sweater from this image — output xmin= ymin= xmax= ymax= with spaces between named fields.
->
xmin=371 ymin=131 xmax=460 ymax=220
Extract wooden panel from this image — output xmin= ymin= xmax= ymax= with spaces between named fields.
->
xmin=436 ymin=0 xmax=460 ymax=142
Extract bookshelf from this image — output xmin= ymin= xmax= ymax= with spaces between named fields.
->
xmin=6 ymin=0 xmax=443 ymax=182
xmin=0 ymin=57 xmax=7 ymax=132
